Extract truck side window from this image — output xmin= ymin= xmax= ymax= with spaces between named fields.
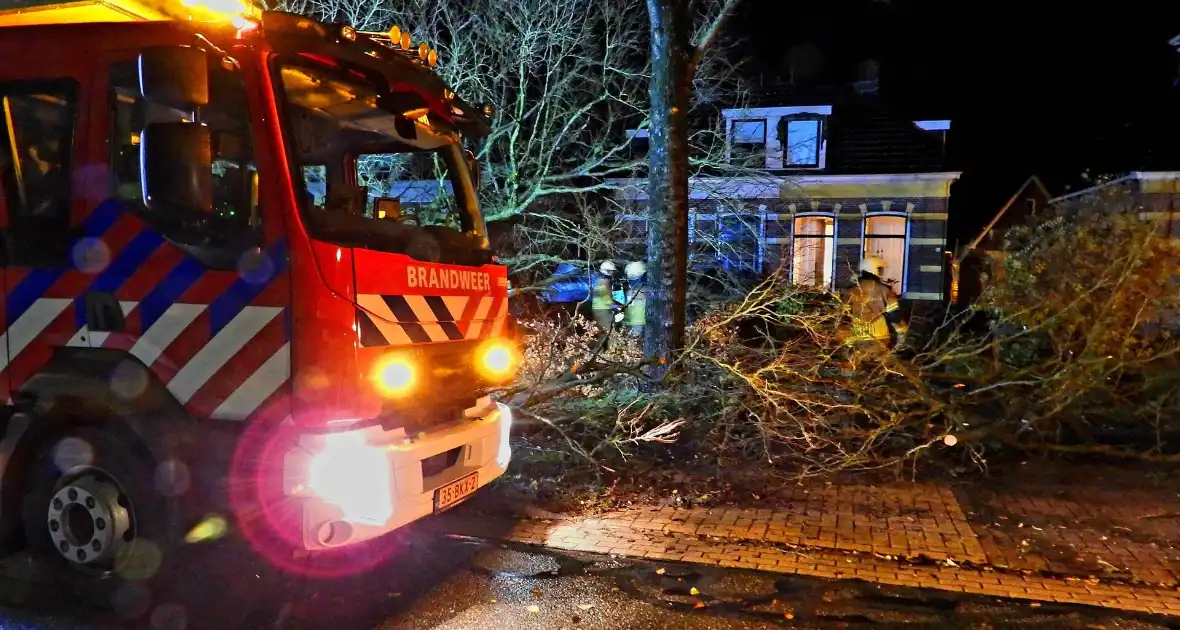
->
xmin=0 ymin=80 xmax=77 ymax=267
xmin=108 ymin=59 xmax=261 ymax=262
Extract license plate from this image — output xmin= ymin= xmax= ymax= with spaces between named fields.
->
xmin=434 ymin=472 xmax=478 ymax=512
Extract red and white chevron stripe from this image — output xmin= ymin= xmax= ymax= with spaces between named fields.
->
xmin=4 ymin=297 xmax=289 ymax=421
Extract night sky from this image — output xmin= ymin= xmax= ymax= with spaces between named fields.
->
xmin=732 ymin=0 xmax=1180 ymax=244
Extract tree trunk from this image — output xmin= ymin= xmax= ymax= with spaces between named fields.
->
xmin=643 ymin=0 xmax=692 ymax=373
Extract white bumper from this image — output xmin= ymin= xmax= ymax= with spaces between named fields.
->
xmin=282 ymin=398 xmax=512 ymax=550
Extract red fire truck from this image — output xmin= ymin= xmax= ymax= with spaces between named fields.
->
xmin=0 ymin=1 xmax=516 ymax=587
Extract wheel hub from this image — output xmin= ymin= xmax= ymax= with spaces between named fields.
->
xmin=46 ymin=473 xmax=133 ymax=567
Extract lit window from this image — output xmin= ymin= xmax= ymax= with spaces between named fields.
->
xmin=785 ymin=118 xmax=821 ymax=167
xmin=792 ymin=216 xmax=834 ymax=288
xmin=863 ymin=215 xmax=907 ymax=295
xmin=730 ymin=119 xmax=766 ymax=168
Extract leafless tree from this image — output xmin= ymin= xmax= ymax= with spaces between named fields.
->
xmin=283 ymin=0 xmax=747 ymax=230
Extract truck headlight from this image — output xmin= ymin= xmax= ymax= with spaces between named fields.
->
xmin=373 ymin=354 xmax=415 ymax=397
xmin=306 ymin=431 xmax=393 ymax=525
xmin=476 ymin=339 xmax=518 ymax=382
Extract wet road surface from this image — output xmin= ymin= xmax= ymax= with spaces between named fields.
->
xmin=0 ymin=512 xmax=1176 ymax=630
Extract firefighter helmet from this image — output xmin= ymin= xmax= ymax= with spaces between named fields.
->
xmin=860 ymin=255 xmax=886 ymax=277
xmin=625 ymin=261 xmax=646 ymax=280
xmin=599 ymin=261 xmax=617 ymax=275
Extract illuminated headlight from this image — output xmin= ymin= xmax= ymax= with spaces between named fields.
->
xmin=495 ymin=402 xmax=513 ymax=469
xmin=306 ymin=432 xmax=393 ymax=525
xmin=373 ymin=354 xmax=415 ymax=397
xmin=476 ymin=339 xmax=519 ymax=383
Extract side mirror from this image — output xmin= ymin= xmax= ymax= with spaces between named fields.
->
xmin=377 ymin=91 xmax=430 ymax=120
xmin=139 ymin=46 xmax=209 ymax=109
xmin=141 ymin=122 xmax=213 ymax=215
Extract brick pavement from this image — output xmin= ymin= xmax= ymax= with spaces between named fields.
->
xmin=431 ymin=479 xmax=1180 ymax=616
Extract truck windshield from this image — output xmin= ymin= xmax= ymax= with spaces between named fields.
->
xmin=275 ymin=58 xmax=485 ymax=258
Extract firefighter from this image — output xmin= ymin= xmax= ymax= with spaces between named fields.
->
xmin=839 ymin=256 xmax=907 ymax=350
xmin=624 ymin=261 xmax=647 ymax=336
xmin=592 ymin=260 xmax=618 ymax=333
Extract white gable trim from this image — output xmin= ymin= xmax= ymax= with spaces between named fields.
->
xmin=608 ymin=172 xmax=962 ymax=201
xmin=721 ymin=105 xmax=833 ymax=120
xmin=914 ymin=120 xmax=951 ymax=131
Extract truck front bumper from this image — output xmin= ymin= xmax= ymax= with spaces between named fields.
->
xmin=281 ymin=398 xmax=512 ymax=550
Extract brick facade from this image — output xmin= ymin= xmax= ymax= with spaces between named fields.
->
xmin=614 ymin=176 xmax=955 ymax=303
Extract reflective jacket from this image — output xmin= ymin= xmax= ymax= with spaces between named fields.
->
xmin=625 ymin=281 xmax=646 ymax=327
xmin=591 ymin=275 xmax=614 ymax=311
xmin=840 ymin=276 xmax=899 ymax=343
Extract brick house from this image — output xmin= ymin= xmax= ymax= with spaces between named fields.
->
xmin=608 ymin=94 xmax=960 ymax=308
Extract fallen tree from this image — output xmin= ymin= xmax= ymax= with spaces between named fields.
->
xmin=503 ymin=188 xmax=1180 ymax=483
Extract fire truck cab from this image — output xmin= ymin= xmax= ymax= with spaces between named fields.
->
xmin=0 ymin=2 xmax=515 ymax=581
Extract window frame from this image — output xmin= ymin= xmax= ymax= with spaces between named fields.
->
xmin=782 ymin=114 xmax=824 ymax=169
xmin=0 ymin=78 xmax=80 ymax=268
xmin=727 ymin=117 xmax=768 ymax=167
xmin=862 ymin=212 xmax=909 ymax=296
xmin=689 ymin=208 xmax=760 ymax=273
xmin=270 ymin=55 xmax=486 ymax=243
xmin=790 ymin=212 xmax=837 ymax=289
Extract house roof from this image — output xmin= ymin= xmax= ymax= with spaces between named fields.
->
xmin=823 ymin=101 xmax=948 ymax=174
xmin=1050 ymin=171 xmax=1180 ymax=205
xmin=963 ymin=175 xmax=1051 ymax=252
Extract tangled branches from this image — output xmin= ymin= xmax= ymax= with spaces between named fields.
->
xmin=511 ymin=190 xmax=1180 ymax=481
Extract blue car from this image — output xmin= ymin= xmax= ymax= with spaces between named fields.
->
xmin=537 ymin=263 xmax=625 ymax=305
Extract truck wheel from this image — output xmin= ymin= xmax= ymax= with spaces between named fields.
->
xmin=21 ymin=427 xmax=174 ymax=586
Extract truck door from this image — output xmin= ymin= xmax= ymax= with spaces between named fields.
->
xmin=91 ymin=53 xmax=291 ymax=422
xmin=0 ymin=78 xmax=82 ymax=399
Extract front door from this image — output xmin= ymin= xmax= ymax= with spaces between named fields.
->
xmin=81 ymin=51 xmax=292 ymax=422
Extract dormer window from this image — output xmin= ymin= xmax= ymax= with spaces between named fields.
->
xmin=784 ymin=117 xmax=822 ymax=167
xmin=722 ymin=105 xmax=831 ymax=171
xmin=730 ymin=119 xmax=766 ymax=168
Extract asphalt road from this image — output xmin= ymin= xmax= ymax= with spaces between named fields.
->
xmin=0 ymin=512 xmax=1175 ymax=630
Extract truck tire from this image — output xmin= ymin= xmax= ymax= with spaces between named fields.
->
xmin=20 ymin=426 xmax=177 ymax=613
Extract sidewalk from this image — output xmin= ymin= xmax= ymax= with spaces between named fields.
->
xmin=429 ymin=472 xmax=1180 ymax=617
